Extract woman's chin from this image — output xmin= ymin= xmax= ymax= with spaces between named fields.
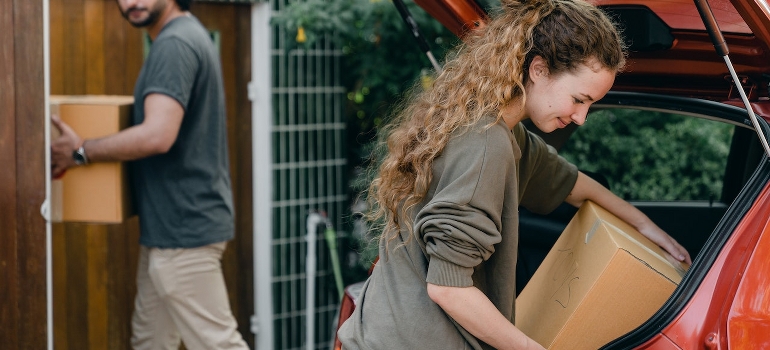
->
xmin=535 ymin=123 xmax=557 ymax=133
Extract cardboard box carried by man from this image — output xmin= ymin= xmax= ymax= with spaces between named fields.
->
xmin=50 ymin=95 xmax=135 ymax=224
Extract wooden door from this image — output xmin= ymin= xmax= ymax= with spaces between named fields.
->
xmin=0 ymin=0 xmax=47 ymax=349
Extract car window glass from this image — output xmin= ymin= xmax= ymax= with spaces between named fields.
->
xmin=559 ymin=108 xmax=734 ymax=201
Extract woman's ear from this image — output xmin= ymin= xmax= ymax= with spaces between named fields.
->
xmin=529 ymin=56 xmax=549 ymax=82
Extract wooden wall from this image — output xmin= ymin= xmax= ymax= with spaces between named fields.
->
xmin=0 ymin=0 xmax=48 ymax=349
xmin=49 ymin=1 xmax=254 ymax=349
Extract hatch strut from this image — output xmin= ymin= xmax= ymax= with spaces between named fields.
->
xmin=392 ymin=0 xmax=444 ymax=74
xmin=694 ymin=0 xmax=770 ymax=157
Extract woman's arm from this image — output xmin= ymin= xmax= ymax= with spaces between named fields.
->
xmin=427 ymin=283 xmax=545 ymax=350
xmin=564 ymin=171 xmax=692 ymax=264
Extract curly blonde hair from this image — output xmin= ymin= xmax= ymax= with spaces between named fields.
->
xmin=367 ymin=0 xmax=627 ymax=244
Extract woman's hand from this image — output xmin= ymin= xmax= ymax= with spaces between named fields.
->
xmin=636 ymin=220 xmax=692 ymax=265
xmin=566 ymin=171 xmax=693 ymax=265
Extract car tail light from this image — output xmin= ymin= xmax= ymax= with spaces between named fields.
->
xmin=333 ymin=288 xmax=358 ymax=350
xmin=333 ymin=259 xmax=376 ymax=349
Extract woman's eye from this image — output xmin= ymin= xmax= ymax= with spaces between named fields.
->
xmin=573 ymin=97 xmax=584 ymax=104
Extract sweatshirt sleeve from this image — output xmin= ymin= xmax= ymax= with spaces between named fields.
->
xmin=414 ymin=122 xmax=515 ymax=287
xmin=141 ymin=36 xmax=199 ymax=109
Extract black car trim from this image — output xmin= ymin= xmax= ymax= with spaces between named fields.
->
xmin=596 ymin=91 xmax=757 ymax=128
xmin=600 ymin=5 xmax=675 ymax=52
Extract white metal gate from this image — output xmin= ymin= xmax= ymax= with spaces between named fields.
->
xmin=252 ymin=2 xmax=347 ymax=349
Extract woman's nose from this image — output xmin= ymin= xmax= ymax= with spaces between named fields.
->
xmin=571 ymin=112 xmax=587 ymax=126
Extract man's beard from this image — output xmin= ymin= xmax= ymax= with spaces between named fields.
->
xmin=120 ymin=1 xmax=165 ymax=28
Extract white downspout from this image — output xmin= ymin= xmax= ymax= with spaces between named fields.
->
xmin=42 ymin=0 xmax=53 ymax=349
xmin=305 ymin=213 xmax=325 ymax=350
xmin=250 ymin=2 xmax=274 ymax=350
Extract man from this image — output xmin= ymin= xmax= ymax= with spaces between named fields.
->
xmin=50 ymin=0 xmax=249 ymax=349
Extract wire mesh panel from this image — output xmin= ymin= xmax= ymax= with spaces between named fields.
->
xmin=270 ymin=1 xmax=347 ymax=348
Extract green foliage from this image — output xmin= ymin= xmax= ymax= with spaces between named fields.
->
xmin=272 ymin=0 xmax=458 ymax=163
xmin=559 ymin=109 xmax=734 ymax=201
xmin=273 ymin=0 xmax=457 ymax=276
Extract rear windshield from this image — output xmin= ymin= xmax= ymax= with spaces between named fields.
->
xmin=559 ymin=108 xmax=734 ymax=202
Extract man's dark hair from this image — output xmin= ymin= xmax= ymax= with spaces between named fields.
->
xmin=176 ymin=0 xmax=192 ymax=11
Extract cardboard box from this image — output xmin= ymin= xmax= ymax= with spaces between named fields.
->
xmin=515 ymin=201 xmax=689 ymax=349
xmin=50 ymin=95 xmax=135 ymax=223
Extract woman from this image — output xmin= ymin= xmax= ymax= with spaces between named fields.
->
xmin=338 ymin=0 xmax=692 ymax=348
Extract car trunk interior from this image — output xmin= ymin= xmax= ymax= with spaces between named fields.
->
xmin=516 ymin=92 xmax=767 ymax=294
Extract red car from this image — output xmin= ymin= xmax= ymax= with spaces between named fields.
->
xmin=335 ymin=0 xmax=770 ymax=348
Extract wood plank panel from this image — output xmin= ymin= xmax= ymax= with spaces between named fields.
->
xmin=107 ymin=218 xmax=140 ymax=350
xmin=85 ymin=0 xmax=106 ymax=94
xmin=103 ymin=1 xmax=128 ymax=95
xmin=50 ymin=0 xmax=141 ymax=96
xmin=14 ymin=0 xmax=48 ymax=347
xmin=0 ymin=0 xmax=19 ymax=347
xmin=63 ymin=224 xmax=90 ymax=350
xmin=50 ymin=0 xmax=65 ymax=94
xmin=233 ymin=8 xmax=256 ymax=347
xmin=52 ymin=224 xmax=69 ymax=350
xmin=62 ymin=0 xmax=86 ymax=94
xmin=123 ymin=19 xmax=144 ymax=94
xmin=53 ymin=220 xmax=141 ymax=350
xmin=86 ymin=225 xmax=109 ymax=350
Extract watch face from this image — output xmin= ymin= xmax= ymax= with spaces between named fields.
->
xmin=73 ymin=148 xmax=87 ymax=165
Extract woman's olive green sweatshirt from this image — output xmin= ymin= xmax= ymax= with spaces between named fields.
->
xmin=338 ymin=117 xmax=578 ymax=349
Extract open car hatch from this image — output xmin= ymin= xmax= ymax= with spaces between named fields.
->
xmin=413 ymin=0 xmax=770 ymax=104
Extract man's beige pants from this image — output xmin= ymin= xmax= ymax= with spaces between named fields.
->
xmin=130 ymin=242 xmax=249 ymax=350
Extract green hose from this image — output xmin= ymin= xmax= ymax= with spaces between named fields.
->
xmin=324 ymin=222 xmax=345 ymax=301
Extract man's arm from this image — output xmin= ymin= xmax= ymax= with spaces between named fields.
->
xmin=51 ymin=93 xmax=184 ymax=177
xmin=564 ymin=171 xmax=692 ymax=264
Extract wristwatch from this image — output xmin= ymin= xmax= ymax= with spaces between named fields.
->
xmin=73 ymin=146 xmax=89 ymax=166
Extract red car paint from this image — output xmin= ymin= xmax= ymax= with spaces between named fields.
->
xmin=644 ymin=182 xmax=770 ymax=348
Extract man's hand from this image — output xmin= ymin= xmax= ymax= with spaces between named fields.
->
xmin=50 ymin=114 xmax=83 ymax=178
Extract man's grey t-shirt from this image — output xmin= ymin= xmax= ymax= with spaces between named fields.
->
xmin=131 ymin=15 xmax=234 ymax=248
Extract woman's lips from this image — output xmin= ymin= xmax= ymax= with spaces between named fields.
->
xmin=556 ymin=118 xmax=569 ymax=128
